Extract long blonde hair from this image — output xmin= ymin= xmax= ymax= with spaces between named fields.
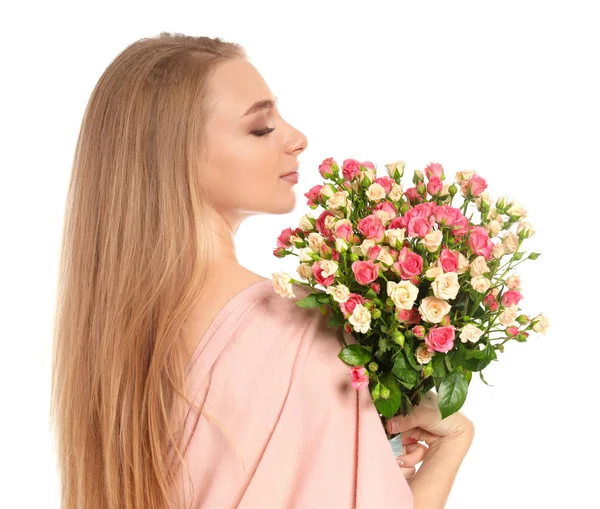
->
xmin=49 ymin=32 xmax=247 ymax=509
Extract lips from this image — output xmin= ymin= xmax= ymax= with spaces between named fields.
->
xmin=281 ymin=165 xmax=300 ymax=177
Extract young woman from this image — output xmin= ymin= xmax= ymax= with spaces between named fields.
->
xmin=50 ymin=32 xmax=474 ymax=509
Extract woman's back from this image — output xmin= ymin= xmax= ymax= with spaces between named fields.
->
xmin=172 ymin=279 xmax=414 ymax=508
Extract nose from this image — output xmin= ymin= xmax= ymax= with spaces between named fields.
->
xmin=289 ymin=127 xmax=308 ymax=155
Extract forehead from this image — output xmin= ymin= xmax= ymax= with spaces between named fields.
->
xmin=206 ymin=58 xmax=275 ymax=121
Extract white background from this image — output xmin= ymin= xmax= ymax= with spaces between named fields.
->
xmin=1 ymin=1 xmax=598 ymax=507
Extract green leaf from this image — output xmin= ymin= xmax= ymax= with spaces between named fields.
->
xmin=432 ymin=353 xmax=448 ymax=378
xmin=479 ymin=370 xmax=494 ymax=386
xmin=403 ymin=341 xmax=421 ymax=371
xmin=391 ymin=354 xmax=407 ymax=378
xmin=463 ymin=343 xmax=497 ymax=372
xmin=391 ymin=353 xmax=418 ymax=388
xmin=438 ymin=370 xmax=469 ymax=419
xmin=451 ymin=342 xmax=467 ymax=368
xmin=371 ymin=382 xmax=381 ymax=400
xmin=338 ymin=344 xmax=372 ymax=366
xmin=327 ymin=313 xmax=346 ymax=328
xmin=528 ymin=252 xmax=541 ymax=260
xmin=296 ymin=294 xmax=320 ymax=308
xmin=316 ymin=293 xmax=331 ymax=304
xmin=444 ymin=354 xmax=453 ymax=372
xmin=365 ymin=287 xmax=377 ymax=299
xmin=373 ymin=372 xmax=401 ymax=418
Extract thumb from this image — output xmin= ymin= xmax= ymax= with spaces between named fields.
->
xmin=386 ymin=412 xmax=418 ymax=435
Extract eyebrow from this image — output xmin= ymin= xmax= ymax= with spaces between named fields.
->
xmin=242 ymin=96 xmax=278 ymax=117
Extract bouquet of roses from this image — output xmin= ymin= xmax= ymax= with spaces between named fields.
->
xmin=271 ymin=157 xmax=550 ymax=444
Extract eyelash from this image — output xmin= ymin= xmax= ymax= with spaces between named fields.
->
xmin=251 ymin=127 xmax=276 ymax=137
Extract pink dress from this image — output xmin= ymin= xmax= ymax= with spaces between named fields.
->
xmin=171 ymin=279 xmax=414 ymax=508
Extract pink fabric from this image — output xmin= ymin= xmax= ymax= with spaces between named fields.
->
xmin=171 ymin=279 xmax=414 ymax=508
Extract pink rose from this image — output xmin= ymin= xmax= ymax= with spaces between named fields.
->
xmin=357 ymin=214 xmax=385 ymax=242
xmin=413 ymin=325 xmax=426 ymax=338
xmin=312 ymin=261 xmax=335 ymax=287
xmin=506 ymin=326 xmax=520 ymax=337
xmin=404 ymin=186 xmax=424 ymax=205
xmin=342 ymin=158 xmax=362 ymax=181
xmin=469 ymin=174 xmax=488 ymax=197
xmin=276 ymin=227 xmax=294 ymax=248
xmin=315 ymin=210 xmax=336 ymax=237
xmin=407 ymin=215 xmax=434 ymax=238
xmin=361 ymin=161 xmax=376 ymax=169
xmin=468 ymin=226 xmax=494 ymax=260
xmin=318 ymin=157 xmax=337 ymax=178
xmin=350 ymin=366 xmax=369 ymax=390
xmin=373 ymin=201 xmax=398 ymax=220
xmin=395 ymin=246 xmax=423 ymax=280
xmin=351 ymin=259 xmax=379 ymax=285
xmin=424 ymin=162 xmax=445 ymax=179
xmin=439 ymin=248 xmax=459 ymax=272
xmin=427 ymin=176 xmax=443 ymax=196
xmin=304 ymin=184 xmax=323 ymax=207
xmin=374 ymin=176 xmax=395 ymax=194
xmin=502 ymin=289 xmax=523 ymax=307
xmin=334 ymin=221 xmax=353 ymax=241
xmin=370 ymin=282 xmax=380 ymax=293
xmin=397 ymin=307 xmax=421 ymax=325
xmin=340 ymin=293 xmax=366 ymax=317
xmin=483 ymin=292 xmax=499 ymax=312
xmin=425 ymin=325 xmax=456 ymax=353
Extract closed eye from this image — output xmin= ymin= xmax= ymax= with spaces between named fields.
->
xmin=251 ymin=127 xmax=276 ymax=137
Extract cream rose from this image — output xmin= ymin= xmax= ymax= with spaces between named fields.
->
xmin=388 ymin=182 xmax=404 ymax=201
xmin=376 ymin=246 xmax=394 ymax=266
xmin=335 ymin=237 xmax=349 ymax=253
xmin=307 ymin=232 xmax=325 ymax=252
xmin=502 ymin=231 xmax=519 ymax=253
xmin=457 ymin=253 xmax=470 ymax=275
xmin=505 ymin=275 xmax=521 ymax=290
xmin=387 ymin=280 xmax=419 ymax=310
xmin=532 ymin=313 xmax=550 ymax=334
xmin=420 ymin=229 xmax=443 ymax=253
xmin=359 ymin=239 xmax=376 ymax=257
xmin=324 ymin=214 xmax=337 ymax=230
xmin=319 ymin=184 xmax=335 ymax=199
xmin=298 ymin=214 xmax=315 ymax=231
xmin=492 ymin=243 xmax=505 ymax=259
xmin=486 ymin=219 xmax=502 ymax=237
xmin=459 ymin=323 xmax=484 ymax=343
xmin=385 ymin=228 xmax=406 ymax=249
xmin=416 ymin=344 xmax=435 ymax=364
xmin=432 ymin=272 xmax=460 ymax=300
xmin=507 ymin=200 xmax=527 ymax=218
xmin=425 ymin=263 xmax=444 ymax=280
xmin=470 ymin=255 xmax=490 ymax=278
xmin=517 ymin=220 xmax=535 ymax=238
xmin=455 ymin=170 xmax=476 ymax=182
xmin=366 ymin=182 xmax=386 ymax=202
xmin=385 ymin=160 xmax=406 ymax=179
xmin=471 ymin=276 xmax=491 ymax=293
xmin=319 ymin=260 xmax=338 ymax=278
xmin=349 ymin=304 xmax=372 ymax=333
xmin=271 ymin=272 xmax=295 ymax=298
xmin=499 ymin=304 xmax=519 ymax=325
xmin=298 ymin=247 xmax=315 ymax=262
xmin=326 ymin=283 xmax=351 ymax=303
xmin=418 ymin=296 xmax=452 ymax=324
xmin=297 ymin=263 xmax=313 ymax=280
xmin=326 ymin=190 xmax=350 ymax=210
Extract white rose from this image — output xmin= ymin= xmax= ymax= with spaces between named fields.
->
xmin=457 ymin=253 xmax=470 ymax=275
xmin=326 ymin=190 xmax=349 ymax=210
xmin=475 ymin=191 xmax=493 ymax=209
xmin=470 ymin=255 xmax=490 ymax=278
xmin=349 ymin=304 xmax=372 ymax=333
xmin=375 ymin=209 xmax=393 ymax=225
xmin=366 ymin=182 xmax=386 ymax=202
xmin=471 ymin=276 xmax=491 ymax=293
xmin=388 ymin=182 xmax=404 ymax=201
xmin=307 ymin=232 xmax=325 ymax=252
xmin=299 ymin=214 xmax=315 ymax=231
xmin=532 ymin=313 xmax=550 ymax=334
xmin=455 ymin=170 xmax=476 ymax=182
xmin=297 ymin=263 xmax=313 ymax=280
xmin=499 ymin=304 xmax=519 ymax=326
xmin=492 ymin=243 xmax=505 ymax=259
xmin=387 ymin=280 xmax=419 ymax=310
xmin=502 ymin=231 xmax=519 ymax=254
xmin=432 ymin=272 xmax=460 ymax=300
xmin=319 ymin=184 xmax=335 ymax=199
xmin=350 ymin=246 xmax=362 ymax=257
xmin=425 ymin=264 xmax=444 ymax=280
xmin=298 ymin=247 xmax=315 ymax=262
xmin=361 ymin=168 xmax=376 ymax=184
xmin=324 ymin=214 xmax=337 ymax=230
xmin=326 ymin=283 xmax=350 ymax=303
xmin=486 ymin=219 xmax=502 ymax=237
xmin=420 ymin=229 xmax=443 ymax=253
xmin=439 ymin=183 xmax=451 ymax=197
xmin=385 ymin=160 xmax=405 ymax=179
xmin=385 ymin=228 xmax=406 ymax=249
xmin=320 ymin=260 xmax=338 ymax=278
xmin=459 ymin=323 xmax=484 ymax=343
xmin=415 ymin=344 xmax=435 ymax=365
xmin=418 ymin=296 xmax=452 ymax=324
xmin=271 ymin=272 xmax=295 ymax=298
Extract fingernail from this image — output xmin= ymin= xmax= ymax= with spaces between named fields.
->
xmin=396 ymin=458 xmax=404 ymax=466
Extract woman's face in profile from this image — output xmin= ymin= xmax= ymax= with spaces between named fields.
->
xmin=199 ymin=58 xmax=308 ymax=216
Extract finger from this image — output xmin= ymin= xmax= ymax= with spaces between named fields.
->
xmin=400 ymin=426 xmax=441 ymax=447
xmin=396 ymin=442 xmax=428 ymax=468
xmin=398 ymin=464 xmax=417 ymax=480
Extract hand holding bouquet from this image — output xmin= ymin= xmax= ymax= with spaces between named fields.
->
xmin=271 ymin=158 xmax=550 ymax=441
